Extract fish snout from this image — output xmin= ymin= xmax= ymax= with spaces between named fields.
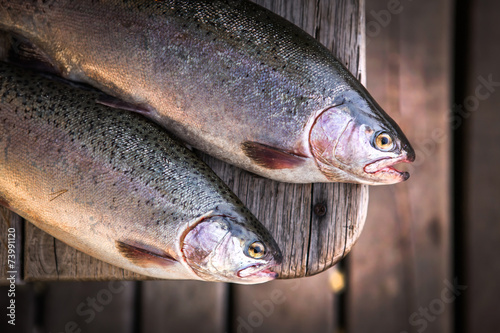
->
xmin=403 ymin=141 xmax=416 ymax=163
xmin=237 ymin=262 xmax=280 ymax=282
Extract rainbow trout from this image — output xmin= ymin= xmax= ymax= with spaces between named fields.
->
xmin=0 ymin=63 xmax=282 ymax=284
xmin=0 ymin=0 xmax=415 ymax=185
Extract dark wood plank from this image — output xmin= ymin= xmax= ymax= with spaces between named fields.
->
xmin=231 ymin=0 xmax=363 ymax=331
xmin=464 ymin=0 xmax=500 ymax=331
xmin=16 ymin=0 xmax=368 ymax=281
xmin=41 ymin=281 xmax=136 ymax=333
xmin=348 ymin=0 xmax=453 ymax=332
xmin=233 ymin=273 xmax=336 ymax=333
xmin=0 ymin=284 xmax=35 ymax=333
xmin=140 ymin=281 xmax=227 ymax=333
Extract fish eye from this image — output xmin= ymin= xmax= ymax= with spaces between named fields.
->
xmin=246 ymin=241 xmax=266 ymax=259
xmin=374 ymin=132 xmax=394 ymax=151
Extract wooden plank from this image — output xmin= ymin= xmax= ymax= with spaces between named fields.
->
xmin=14 ymin=0 xmax=368 ymax=281
xmin=233 ymin=271 xmax=338 ymax=333
xmin=232 ymin=0 xmax=363 ymax=331
xmin=140 ymin=281 xmax=227 ymax=333
xmin=308 ymin=0 xmax=368 ymax=275
xmin=463 ymin=0 xmax=500 ymax=331
xmin=41 ymin=281 xmax=136 ymax=333
xmin=348 ymin=0 xmax=452 ymax=332
xmin=0 ymin=284 xmax=35 ymax=332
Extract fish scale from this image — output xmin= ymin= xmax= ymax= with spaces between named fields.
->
xmin=0 ymin=0 xmax=415 ymax=185
xmin=0 ymin=62 xmax=281 ymax=284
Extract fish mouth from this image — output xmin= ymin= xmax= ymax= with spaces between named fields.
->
xmin=364 ymin=155 xmax=414 ymax=183
xmin=237 ymin=264 xmax=279 ymax=281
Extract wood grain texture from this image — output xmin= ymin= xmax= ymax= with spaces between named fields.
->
xmin=41 ymin=281 xmax=136 ymax=333
xmin=232 ymin=272 xmax=337 ymax=333
xmin=464 ymin=0 xmax=500 ymax=331
xmin=3 ymin=0 xmax=369 ymax=281
xmin=348 ymin=0 xmax=452 ymax=332
xmin=140 ymin=281 xmax=227 ymax=333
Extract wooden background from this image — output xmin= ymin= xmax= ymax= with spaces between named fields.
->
xmin=1 ymin=0 xmax=499 ymax=332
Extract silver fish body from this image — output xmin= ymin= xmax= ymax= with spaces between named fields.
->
xmin=0 ymin=0 xmax=415 ymax=185
xmin=0 ymin=63 xmax=281 ymax=284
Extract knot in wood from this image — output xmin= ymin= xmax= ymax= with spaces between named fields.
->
xmin=313 ymin=202 xmax=327 ymax=217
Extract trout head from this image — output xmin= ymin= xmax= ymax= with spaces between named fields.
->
xmin=180 ymin=208 xmax=282 ymax=284
xmin=309 ymin=90 xmax=415 ymax=185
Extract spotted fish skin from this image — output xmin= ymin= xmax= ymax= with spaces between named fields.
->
xmin=0 ymin=0 xmax=414 ymax=185
xmin=0 ymin=63 xmax=281 ymax=283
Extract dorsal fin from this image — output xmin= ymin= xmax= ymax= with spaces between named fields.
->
xmin=116 ymin=240 xmax=177 ymax=268
xmin=241 ymin=141 xmax=307 ymax=169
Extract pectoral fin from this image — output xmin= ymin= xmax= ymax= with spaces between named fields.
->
xmin=0 ymin=198 xmax=9 ymax=208
xmin=241 ymin=141 xmax=307 ymax=169
xmin=96 ymin=95 xmax=154 ymax=115
xmin=116 ymin=240 xmax=177 ymax=268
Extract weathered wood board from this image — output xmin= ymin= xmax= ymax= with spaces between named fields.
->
xmin=232 ymin=270 xmax=338 ymax=333
xmin=0 ymin=0 xmax=368 ymax=281
xmin=140 ymin=281 xmax=227 ymax=333
xmin=0 ymin=283 xmax=36 ymax=332
xmin=463 ymin=0 xmax=500 ymax=331
xmin=41 ymin=281 xmax=137 ymax=333
xmin=347 ymin=0 xmax=452 ymax=332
